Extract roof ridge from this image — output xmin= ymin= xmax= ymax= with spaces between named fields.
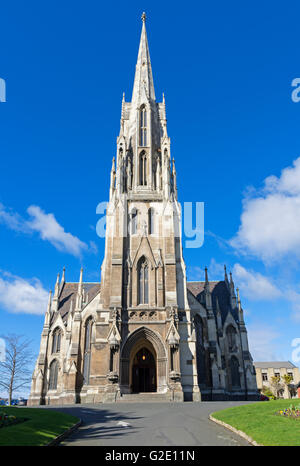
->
xmin=254 ymin=361 xmax=297 ymax=366
xmin=187 ymin=280 xmax=224 ymax=283
xmin=64 ymin=282 xmax=100 ymax=284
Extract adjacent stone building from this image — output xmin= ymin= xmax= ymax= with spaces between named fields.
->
xmin=255 ymin=361 xmax=300 ymax=398
xmin=28 ymin=14 xmax=258 ymax=406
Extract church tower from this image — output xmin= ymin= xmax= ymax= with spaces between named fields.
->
xmin=28 ymin=14 xmax=258 ymax=406
xmin=98 ymin=12 xmax=196 ymax=401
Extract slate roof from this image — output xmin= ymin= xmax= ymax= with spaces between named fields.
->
xmin=254 ymin=361 xmax=297 ymax=369
xmin=57 ymin=282 xmax=100 ymax=323
xmin=53 ymin=280 xmax=237 ymax=326
xmin=187 ymin=280 xmax=239 ymax=323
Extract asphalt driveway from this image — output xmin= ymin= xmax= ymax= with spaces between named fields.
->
xmin=42 ymin=401 xmax=253 ymax=446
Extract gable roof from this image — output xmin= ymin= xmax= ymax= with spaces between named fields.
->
xmin=187 ymin=280 xmax=239 ymax=323
xmin=254 ymin=361 xmax=297 ymax=369
xmin=51 ymin=279 xmax=238 ymax=326
xmin=56 ymin=282 xmax=100 ymax=323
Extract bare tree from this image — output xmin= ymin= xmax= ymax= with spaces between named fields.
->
xmin=0 ymin=334 xmax=35 ymax=405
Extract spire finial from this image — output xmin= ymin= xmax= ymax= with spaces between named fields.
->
xmin=47 ymin=290 xmax=52 ymax=312
xmin=131 ymin=10 xmax=155 ymax=104
xmin=78 ymin=267 xmax=83 ymax=292
xmin=236 ymin=287 xmax=244 ymax=322
xmin=205 ymin=266 xmax=209 ymax=283
xmin=224 ymin=264 xmax=228 ymax=281
xmin=44 ymin=289 xmax=52 ymax=326
xmin=237 ymin=287 xmax=242 ymax=308
xmin=54 ymin=273 xmax=60 ymax=297
xmin=141 ymin=12 xmax=146 ymax=23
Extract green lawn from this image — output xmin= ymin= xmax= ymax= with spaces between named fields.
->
xmin=0 ymin=407 xmax=79 ymax=446
xmin=212 ymin=399 xmax=300 ymax=446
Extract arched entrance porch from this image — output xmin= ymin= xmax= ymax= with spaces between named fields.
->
xmin=132 ymin=346 xmax=156 ymax=393
xmin=120 ymin=326 xmax=168 ymax=394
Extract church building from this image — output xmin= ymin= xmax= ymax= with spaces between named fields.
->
xmin=28 ymin=14 xmax=258 ymax=405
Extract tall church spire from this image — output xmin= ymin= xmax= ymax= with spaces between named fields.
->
xmin=116 ymin=13 xmax=166 ymax=196
xmin=131 ymin=12 xmax=156 ymax=106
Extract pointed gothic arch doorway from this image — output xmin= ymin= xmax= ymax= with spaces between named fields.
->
xmin=120 ymin=326 xmax=167 ymax=394
xmin=132 ymin=347 xmax=156 ymax=393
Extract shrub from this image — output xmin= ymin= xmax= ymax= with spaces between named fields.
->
xmin=0 ymin=411 xmax=25 ymax=428
xmin=262 ymin=387 xmax=276 ymax=400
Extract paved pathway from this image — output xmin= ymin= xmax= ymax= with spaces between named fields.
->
xmin=43 ymin=401 xmax=253 ymax=446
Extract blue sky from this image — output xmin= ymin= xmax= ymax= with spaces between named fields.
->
xmin=1 ymin=0 xmax=300 ymax=396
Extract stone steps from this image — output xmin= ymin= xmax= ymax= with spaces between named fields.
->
xmin=117 ymin=392 xmax=170 ymax=403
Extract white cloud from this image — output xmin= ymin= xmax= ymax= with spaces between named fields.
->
xmin=0 ymin=271 xmax=48 ymax=315
xmin=188 ymin=261 xmax=281 ymax=303
xmin=187 ymin=266 xmax=203 ymax=281
xmin=26 ymin=205 xmax=88 ymax=257
xmin=285 ymin=289 xmax=300 ymax=322
xmin=233 ymin=263 xmax=281 ymax=301
xmin=247 ymin=323 xmax=282 ymax=361
xmin=208 ymin=258 xmax=226 ymax=280
xmin=230 ymin=157 xmax=300 ymax=262
xmin=188 ymin=259 xmax=227 ymax=282
xmin=88 ymin=240 xmax=98 ymax=256
xmin=0 ymin=203 xmax=88 ymax=257
xmin=264 ymin=157 xmax=300 ymax=195
xmin=0 ymin=203 xmax=29 ymax=233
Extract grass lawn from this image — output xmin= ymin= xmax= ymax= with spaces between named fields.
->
xmin=0 ymin=407 xmax=79 ymax=446
xmin=212 ymin=399 xmax=300 ymax=446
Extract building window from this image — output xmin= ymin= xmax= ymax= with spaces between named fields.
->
xmin=140 ymin=106 xmax=147 ymax=146
xmin=194 ymin=315 xmax=203 ymax=344
xmin=148 ymin=208 xmax=155 ymax=234
xmin=226 ymin=325 xmax=237 ymax=352
xmin=230 ymin=356 xmax=241 ymax=388
xmin=130 ymin=208 xmax=138 ymax=235
xmin=194 ymin=315 xmax=206 ymax=385
xmin=262 ymin=373 xmax=268 ymax=381
xmin=138 ymin=256 xmax=149 ymax=305
xmin=139 ymin=151 xmax=147 ymax=185
xmin=274 ymin=372 xmax=280 ymax=379
xmin=83 ymin=318 xmax=93 ymax=385
xmin=49 ymin=359 xmax=59 ymax=390
xmin=51 ymin=328 xmax=61 ymax=354
xmin=287 ymin=372 xmax=294 ymax=380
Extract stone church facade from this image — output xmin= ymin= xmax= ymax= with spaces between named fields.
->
xmin=28 ymin=14 xmax=258 ymax=406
